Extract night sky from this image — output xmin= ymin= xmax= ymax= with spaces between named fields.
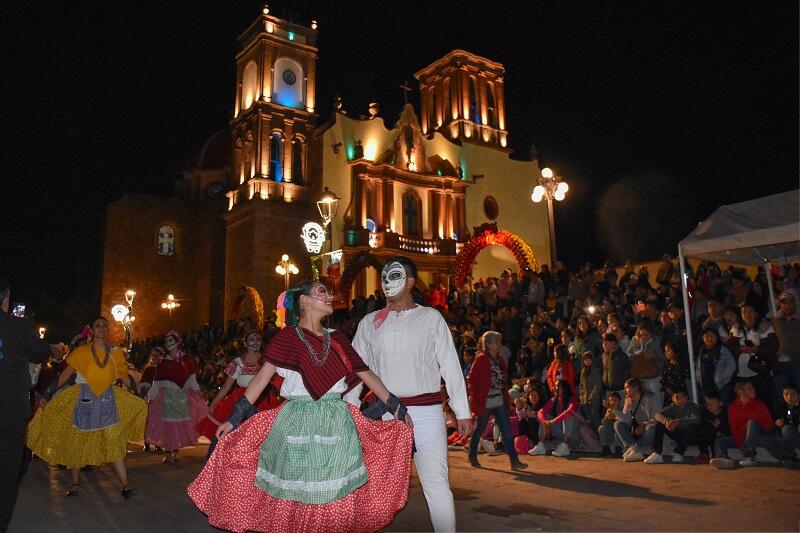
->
xmin=2 ymin=1 xmax=797 ymax=320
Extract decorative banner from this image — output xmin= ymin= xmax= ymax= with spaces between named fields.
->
xmin=301 ymin=222 xmax=326 ymax=253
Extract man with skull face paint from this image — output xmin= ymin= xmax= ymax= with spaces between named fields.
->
xmin=353 ymin=256 xmax=473 ymax=532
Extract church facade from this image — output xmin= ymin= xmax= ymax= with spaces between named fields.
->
xmin=100 ymin=8 xmax=550 ymax=340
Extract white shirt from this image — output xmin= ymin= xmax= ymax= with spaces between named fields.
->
xmin=353 ymin=305 xmax=470 ymax=420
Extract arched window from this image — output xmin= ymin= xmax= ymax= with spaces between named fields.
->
xmin=272 ymin=57 xmax=304 ymax=109
xmin=486 ymin=82 xmax=496 ymax=128
xmin=402 ymin=191 xmax=421 ymax=237
xmin=291 ymin=137 xmax=304 ymax=184
xmin=469 ymin=76 xmax=479 ymax=123
xmin=242 ymin=61 xmax=258 ymax=110
xmin=157 ymin=225 xmax=175 ymax=256
xmin=269 ymin=132 xmax=283 ymax=182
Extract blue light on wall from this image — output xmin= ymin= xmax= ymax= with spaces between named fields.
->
xmin=274 ymin=89 xmax=298 ymax=108
xmin=346 ymin=144 xmax=354 ymax=161
xmin=288 ymin=31 xmax=295 ymax=41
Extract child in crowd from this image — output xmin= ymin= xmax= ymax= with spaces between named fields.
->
xmin=775 ymin=384 xmax=800 ymax=460
xmin=598 ymin=392 xmax=622 ymax=456
xmin=578 ymin=351 xmax=603 ymax=430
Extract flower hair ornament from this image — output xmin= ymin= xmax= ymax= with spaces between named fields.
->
xmin=275 ymin=291 xmax=288 ymax=329
xmin=275 ymin=288 xmax=302 ymax=329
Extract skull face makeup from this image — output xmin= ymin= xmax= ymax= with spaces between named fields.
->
xmin=245 ymin=333 xmax=262 ymax=351
xmin=309 ymin=283 xmax=333 ymax=305
xmin=164 ymin=336 xmax=178 ymax=351
xmin=381 ymin=261 xmax=407 ymax=298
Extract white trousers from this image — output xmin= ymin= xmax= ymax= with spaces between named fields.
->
xmin=407 ymin=405 xmax=456 ymax=532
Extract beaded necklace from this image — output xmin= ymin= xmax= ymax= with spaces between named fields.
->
xmin=91 ymin=342 xmax=111 ymax=369
xmin=293 ymin=325 xmax=331 ymax=366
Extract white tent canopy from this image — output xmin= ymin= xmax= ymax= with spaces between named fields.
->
xmin=678 ymin=189 xmax=800 ymax=402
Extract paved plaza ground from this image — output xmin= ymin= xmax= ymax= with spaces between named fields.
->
xmin=10 ymin=442 xmax=800 ymax=532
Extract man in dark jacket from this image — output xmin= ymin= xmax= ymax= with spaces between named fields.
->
xmin=0 ymin=277 xmax=65 ymax=531
xmin=601 ymin=333 xmax=631 ymax=398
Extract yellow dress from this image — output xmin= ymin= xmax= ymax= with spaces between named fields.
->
xmin=27 ymin=344 xmax=147 ymax=468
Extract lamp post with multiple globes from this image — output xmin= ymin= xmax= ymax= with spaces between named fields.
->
xmin=161 ymin=294 xmax=181 ymax=315
xmin=531 ymin=167 xmax=569 ymax=265
xmin=275 ymin=254 xmax=300 ymax=291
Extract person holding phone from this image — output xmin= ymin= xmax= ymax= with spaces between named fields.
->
xmin=0 ymin=277 xmax=67 ymax=531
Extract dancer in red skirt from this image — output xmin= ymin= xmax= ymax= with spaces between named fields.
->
xmin=196 ymin=330 xmax=283 ymax=441
xmin=188 ymin=280 xmax=414 ymax=533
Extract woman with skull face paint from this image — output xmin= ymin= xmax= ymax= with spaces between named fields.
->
xmin=189 ymin=280 xmax=414 ymax=533
xmin=27 ymin=317 xmax=147 ymax=499
xmin=145 ymin=330 xmax=208 ymax=463
xmin=196 ymin=330 xmax=284 ymax=442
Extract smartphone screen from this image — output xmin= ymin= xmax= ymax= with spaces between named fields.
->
xmin=12 ymin=303 xmax=26 ymax=318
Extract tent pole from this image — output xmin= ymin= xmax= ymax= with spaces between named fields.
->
xmin=765 ymin=262 xmax=778 ymax=318
xmin=679 ymin=245 xmax=699 ymax=404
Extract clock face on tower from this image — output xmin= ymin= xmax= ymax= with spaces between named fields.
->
xmin=282 ymin=70 xmax=296 ymax=85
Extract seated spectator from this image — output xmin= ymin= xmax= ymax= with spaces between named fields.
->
xmin=578 ymin=351 xmax=603 ymax=430
xmin=598 ymin=392 xmax=622 ymax=456
xmin=773 ymin=292 xmax=800 ymax=405
xmin=714 ymin=381 xmax=781 ymax=468
xmin=695 ymin=328 xmax=736 ymax=404
xmin=547 ymin=344 xmax=575 ymax=393
xmin=628 ymin=323 xmax=664 ymax=407
xmin=612 ymin=378 xmax=659 ymax=462
xmin=732 ymin=304 xmax=777 ymax=411
xmin=518 ymin=387 xmax=545 ymax=447
xmin=698 ymin=390 xmax=731 ymax=464
xmin=775 ymin=384 xmax=800 ymax=460
xmin=661 ymin=341 xmax=690 ymax=406
xmin=530 ymin=379 xmax=579 ymax=458
xmin=644 ymin=389 xmax=700 ymax=464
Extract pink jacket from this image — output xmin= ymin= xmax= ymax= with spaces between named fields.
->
xmin=537 ymin=396 xmax=579 ymax=424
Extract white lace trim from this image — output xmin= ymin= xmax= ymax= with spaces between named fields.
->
xmin=285 ymin=435 xmax=341 ymax=445
xmin=255 ymin=464 xmax=366 ymax=493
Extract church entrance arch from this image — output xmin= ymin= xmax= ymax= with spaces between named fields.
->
xmin=231 ymin=285 xmax=265 ymax=330
xmin=339 ymin=252 xmax=384 ymax=305
xmin=452 ymin=224 xmax=538 ymax=287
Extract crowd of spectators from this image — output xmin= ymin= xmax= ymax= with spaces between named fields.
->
xmin=124 ymin=255 xmax=800 ymax=467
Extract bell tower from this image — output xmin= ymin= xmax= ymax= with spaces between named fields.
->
xmin=415 ymin=50 xmax=508 ymax=150
xmin=224 ymin=6 xmax=318 ymax=323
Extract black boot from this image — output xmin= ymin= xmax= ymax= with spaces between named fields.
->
xmin=601 ymin=445 xmax=611 ymax=456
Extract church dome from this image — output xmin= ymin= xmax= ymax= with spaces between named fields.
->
xmin=195 ymin=128 xmax=231 ymax=170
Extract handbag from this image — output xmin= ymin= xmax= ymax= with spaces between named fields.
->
xmin=630 ymin=351 xmax=660 ymax=380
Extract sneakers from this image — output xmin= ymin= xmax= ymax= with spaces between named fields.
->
xmin=710 ymin=457 xmax=735 ymax=470
xmin=528 ymin=442 xmax=547 ymax=456
xmin=644 ymin=452 xmax=664 ymax=464
xmin=552 ymin=442 xmax=570 ymax=457
xmin=623 ymin=446 xmax=644 ymax=462
xmin=739 ymin=457 xmax=757 ymax=467
xmin=671 ymin=453 xmax=684 ymax=463
xmin=479 ymin=439 xmax=497 ymax=455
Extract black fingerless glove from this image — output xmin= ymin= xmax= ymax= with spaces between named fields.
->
xmin=385 ymin=393 xmax=408 ymax=422
xmin=361 ymin=400 xmax=390 ymax=420
xmin=227 ymin=396 xmax=256 ymax=429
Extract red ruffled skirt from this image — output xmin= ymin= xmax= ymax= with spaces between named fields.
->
xmin=196 ymin=387 xmax=283 ymax=440
xmin=188 ymin=402 xmax=413 ymax=533
xmin=145 ymin=388 xmax=208 ymax=450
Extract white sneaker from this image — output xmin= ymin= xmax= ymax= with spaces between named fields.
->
xmin=644 ymin=452 xmax=663 ymax=464
xmin=552 ymin=442 xmax=570 ymax=457
xmin=739 ymin=457 xmax=756 ymax=467
xmin=671 ymin=453 xmax=684 ymax=463
xmin=528 ymin=442 xmax=547 ymax=456
xmin=622 ymin=446 xmax=633 ymax=458
xmin=624 ymin=446 xmax=644 ymax=462
xmin=709 ymin=457 xmax=735 ymax=470
xmin=478 ymin=439 xmax=496 ymax=455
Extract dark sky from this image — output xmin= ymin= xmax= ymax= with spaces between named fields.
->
xmin=2 ymin=1 xmax=798 ymax=310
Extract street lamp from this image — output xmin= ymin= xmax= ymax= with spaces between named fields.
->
xmin=316 ymin=187 xmax=340 ymax=253
xmin=161 ymin=294 xmax=181 ymax=315
xmin=111 ymin=289 xmax=136 ymax=349
xmin=531 ymin=167 xmax=569 ymax=264
xmin=38 ymin=327 xmax=46 ymax=340
xmin=275 ymin=254 xmax=300 ymax=291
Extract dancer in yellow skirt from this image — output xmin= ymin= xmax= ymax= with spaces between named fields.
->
xmin=27 ymin=317 xmax=147 ymax=499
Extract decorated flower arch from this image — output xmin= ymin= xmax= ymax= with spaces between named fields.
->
xmin=452 ymin=225 xmax=538 ymax=287
xmin=338 ymin=251 xmax=384 ymax=307
xmin=231 ymin=285 xmax=265 ymax=330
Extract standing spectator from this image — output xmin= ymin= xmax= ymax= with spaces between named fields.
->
xmin=578 ymin=351 xmax=603 ymax=430
xmin=547 ymin=344 xmax=575 ymax=393
xmin=573 ymin=315 xmax=602 ymax=373
xmin=528 ymin=271 xmax=546 ymax=311
xmin=733 ymin=305 xmax=777 ymax=411
xmin=702 ymin=300 xmax=727 ymax=339
xmin=644 ymin=389 xmax=700 ymax=464
xmin=695 ymin=328 xmax=736 ymax=404
xmin=627 ymin=323 xmax=664 ymax=407
xmin=0 ymin=277 xmax=67 ymax=531
xmin=722 ymin=381 xmax=782 ymax=467
xmin=530 ymin=380 xmax=579 ymax=457
xmin=466 ymin=331 xmax=527 ymax=470
xmin=602 ymin=333 xmax=631 ymax=400
xmin=613 ymin=378 xmax=659 ymax=462
xmin=774 ymin=384 xmax=800 ymax=460
xmin=656 ymin=254 xmax=676 ymax=290
xmin=773 ymin=292 xmax=800 ymax=404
